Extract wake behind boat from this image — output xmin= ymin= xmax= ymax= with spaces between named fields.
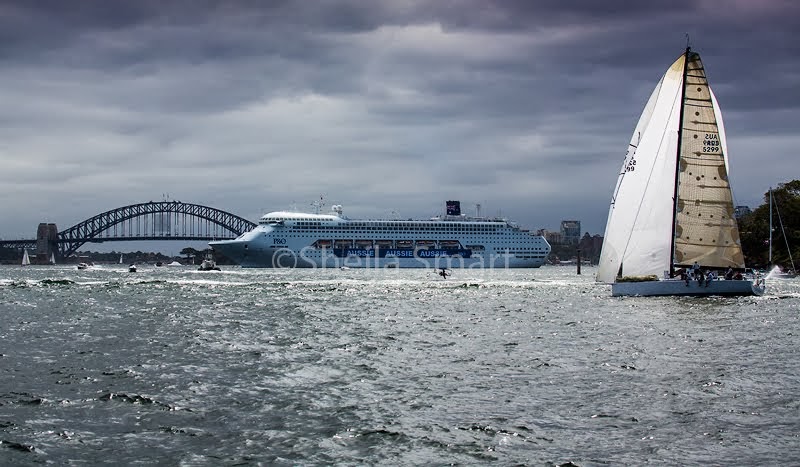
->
xmin=767 ymin=266 xmax=796 ymax=280
xmin=597 ymin=47 xmax=764 ymax=297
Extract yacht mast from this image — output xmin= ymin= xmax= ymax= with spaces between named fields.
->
xmin=669 ymin=46 xmax=691 ymax=277
xmin=769 ymin=187 xmax=773 ymax=266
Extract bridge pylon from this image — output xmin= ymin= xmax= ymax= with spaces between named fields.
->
xmin=35 ymin=223 xmax=59 ymax=264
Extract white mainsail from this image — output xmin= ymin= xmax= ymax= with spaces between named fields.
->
xmin=597 ymin=50 xmax=744 ymax=283
xmin=22 ymin=249 xmax=31 ymax=266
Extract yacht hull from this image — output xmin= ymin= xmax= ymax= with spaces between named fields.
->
xmin=611 ymin=278 xmax=765 ymax=297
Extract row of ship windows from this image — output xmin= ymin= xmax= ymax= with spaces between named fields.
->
xmin=269 ymin=233 xmax=544 ymax=243
xmin=282 ymin=228 xmax=543 ymax=238
xmin=293 ymin=229 xmax=502 ymax=234
xmin=275 ymin=245 xmax=546 ymax=253
xmin=261 ymin=218 xmax=509 ymax=228
xmin=257 ymin=217 xmax=537 ymax=231
xmin=297 ymin=221 xmax=503 ymax=226
xmin=266 ymin=237 xmax=546 ymax=252
xmin=307 ymin=246 xmax=546 ymax=251
xmin=299 ymin=251 xmax=547 ymax=259
xmin=288 ymin=226 xmax=503 ymax=231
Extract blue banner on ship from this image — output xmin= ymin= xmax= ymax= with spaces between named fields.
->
xmin=332 ymin=248 xmax=472 ymax=258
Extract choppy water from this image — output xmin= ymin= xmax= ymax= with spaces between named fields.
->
xmin=1 ymin=264 xmax=799 ymax=466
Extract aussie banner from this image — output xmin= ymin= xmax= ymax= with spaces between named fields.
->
xmin=332 ymin=248 xmax=472 ymax=259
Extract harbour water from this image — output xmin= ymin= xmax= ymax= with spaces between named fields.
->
xmin=1 ymin=264 xmax=799 ymax=465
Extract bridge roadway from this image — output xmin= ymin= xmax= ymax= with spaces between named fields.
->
xmin=0 ymin=201 xmax=257 ymax=258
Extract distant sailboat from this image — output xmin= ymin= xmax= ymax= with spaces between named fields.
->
xmin=22 ymin=249 xmax=30 ymax=266
xmin=768 ymin=187 xmax=797 ymax=279
xmin=50 ymin=252 xmax=56 ymax=265
xmin=597 ymin=47 xmax=765 ymax=297
xmin=119 ymin=254 xmax=123 ymax=264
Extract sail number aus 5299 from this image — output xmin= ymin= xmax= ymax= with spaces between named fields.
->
xmin=703 ymin=133 xmax=720 ymax=153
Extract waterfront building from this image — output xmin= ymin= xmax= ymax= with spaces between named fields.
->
xmin=560 ymin=220 xmax=581 ymax=244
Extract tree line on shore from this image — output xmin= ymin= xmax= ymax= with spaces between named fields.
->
xmin=737 ymin=180 xmax=799 ymax=270
xmin=546 ymin=180 xmax=799 ymax=270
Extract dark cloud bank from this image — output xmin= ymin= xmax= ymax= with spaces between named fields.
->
xmin=1 ymin=1 xmax=798 ymax=250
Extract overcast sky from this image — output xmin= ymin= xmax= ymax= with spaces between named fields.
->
xmin=1 ymin=0 xmax=798 ymax=252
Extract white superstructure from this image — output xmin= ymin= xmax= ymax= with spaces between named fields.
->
xmin=210 ymin=201 xmax=550 ymax=268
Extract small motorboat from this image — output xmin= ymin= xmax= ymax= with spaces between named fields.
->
xmin=128 ymin=264 xmax=137 ymax=273
xmin=198 ymin=256 xmax=220 ymax=271
xmin=77 ymin=262 xmax=90 ymax=270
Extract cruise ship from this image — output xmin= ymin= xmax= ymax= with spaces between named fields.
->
xmin=209 ymin=201 xmax=551 ymax=268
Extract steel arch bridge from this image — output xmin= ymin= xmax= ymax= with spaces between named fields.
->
xmin=54 ymin=201 xmax=257 ymax=257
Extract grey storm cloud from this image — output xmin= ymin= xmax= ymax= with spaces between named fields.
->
xmin=1 ymin=0 xmax=799 ymax=252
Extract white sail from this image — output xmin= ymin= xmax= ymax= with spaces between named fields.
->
xmin=597 ymin=54 xmax=685 ymax=282
xmin=22 ymin=249 xmax=31 ymax=266
xmin=598 ymin=49 xmax=745 ymax=283
xmin=50 ymin=252 xmax=56 ymax=265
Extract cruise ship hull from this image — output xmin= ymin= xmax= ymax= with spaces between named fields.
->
xmin=210 ymin=241 xmax=547 ymax=269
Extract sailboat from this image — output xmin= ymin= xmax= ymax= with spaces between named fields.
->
xmin=768 ymin=188 xmax=797 ymax=279
xmin=597 ymin=47 xmax=765 ymax=297
xmin=49 ymin=252 xmax=56 ymax=265
xmin=21 ymin=249 xmax=30 ymax=266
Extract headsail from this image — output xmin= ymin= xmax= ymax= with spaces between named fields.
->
xmin=672 ymin=51 xmax=744 ymax=269
xmin=597 ymin=54 xmax=685 ymax=283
